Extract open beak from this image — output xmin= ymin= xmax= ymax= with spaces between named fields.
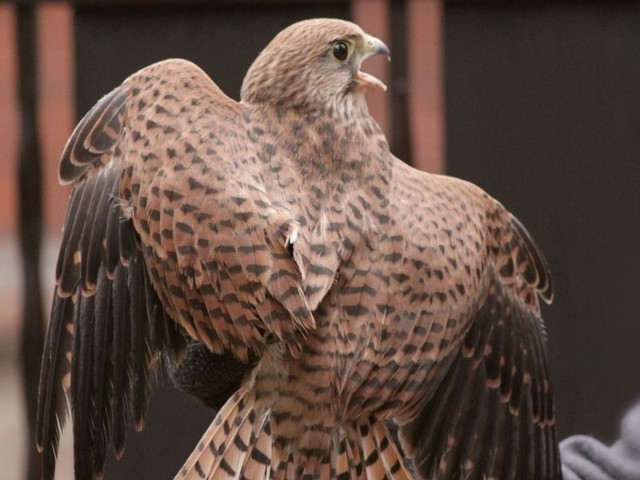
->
xmin=354 ymin=34 xmax=390 ymax=92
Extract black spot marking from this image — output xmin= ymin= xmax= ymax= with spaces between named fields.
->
xmin=175 ymin=222 xmax=194 ymax=234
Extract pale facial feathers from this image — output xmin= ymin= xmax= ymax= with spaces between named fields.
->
xmin=241 ymin=18 xmax=387 ymax=114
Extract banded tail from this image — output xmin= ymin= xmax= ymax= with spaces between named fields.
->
xmin=176 ymin=388 xmax=412 ymax=479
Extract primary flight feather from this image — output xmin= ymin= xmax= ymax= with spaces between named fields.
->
xmin=37 ymin=18 xmax=560 ymax=479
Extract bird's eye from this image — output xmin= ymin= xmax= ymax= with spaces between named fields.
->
xmin=332 ymin=41 xmax=349 ymax=62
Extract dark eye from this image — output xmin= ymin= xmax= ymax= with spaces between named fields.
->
xmin=332 ymin=41 xmax=349 ymax=62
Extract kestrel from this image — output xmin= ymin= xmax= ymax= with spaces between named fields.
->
xmin=37 ymin=18 xmax=560 ymax=479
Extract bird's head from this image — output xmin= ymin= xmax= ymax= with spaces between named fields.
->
xmin=241 ymin=18 xmax=389 ymax=115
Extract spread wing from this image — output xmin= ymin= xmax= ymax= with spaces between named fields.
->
xmin=36 ymin=59 xmax=321 ymax=480
xmin=398 ymin=212 xmax=560 ymax=479
xmin=36 ymin=141 xmax=185 ymax=479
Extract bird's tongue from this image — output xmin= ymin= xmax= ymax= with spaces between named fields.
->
xmin=355 ymin=70 xmax=387 ymax=92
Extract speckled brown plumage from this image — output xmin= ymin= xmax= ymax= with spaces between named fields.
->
xmin=37 ymin=18 xmax=560 ymax=480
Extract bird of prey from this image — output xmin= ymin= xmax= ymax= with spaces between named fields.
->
xmin=37 ymin=18 xmax=560 ymax=480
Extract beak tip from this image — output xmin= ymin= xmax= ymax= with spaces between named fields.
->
xmin=377 ymin=41 xmax=391 ymax=58
xmin=365 ymin=34 xmax=390 ymax=59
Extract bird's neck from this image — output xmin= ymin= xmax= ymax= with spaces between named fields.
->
xmin=246 ymin=101 xmax=391 ymax=184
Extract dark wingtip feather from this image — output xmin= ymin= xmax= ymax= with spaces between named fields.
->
xmin=91 ymin=267 xmax=113 ymax=474
xmin=81 ymin=173 xmax=111 ymax=292
xmin=72 ymin=292 xmax=97 ymax=478
xmin=57 ymin=183 xmax=94 ymax=295
xmin=105 ymin=198 xmax=121 ymax=278
xmin=128 ymin=257 xmax=149 ymax=426
xmin=110 ymin=264 xmax=131 ymax=456
xmin=37 ymin=288 xmax=74 ymax=480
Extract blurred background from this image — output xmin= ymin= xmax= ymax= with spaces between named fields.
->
xmin=1 ymin=0 xmax=638 ymax=478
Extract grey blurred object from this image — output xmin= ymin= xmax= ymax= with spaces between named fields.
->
xmin=561 ymin=401 xmax=640 ymax=480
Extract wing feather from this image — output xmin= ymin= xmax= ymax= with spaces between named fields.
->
xmin=38 ymin=83 xmax=184 ymax=479
xmin=59 ymin=87 xmax=128 ymax=183
xmin=398 ymin=268 xmax=560 ymax=480
xmin=38 ymin=58 xmax=334 ymax=479
xmin=90 ymin=268 xmax=112 ymax=470
xmin=72 ymin=292 xmax=96 ymax=475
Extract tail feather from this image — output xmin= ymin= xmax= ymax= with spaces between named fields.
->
xmin=219 ymin=411 xmax=257 ymax=477
xmin=238 ymin=422 xmax=273 ymax=479
xmin=273 ymin=447 xmax=295 ymax=480
xmin=177 ymin=388 xmax=412 ymax=479
xmin=332 ymin=433 xmax=353 ymax=478
xmin=371 ymin=420 xmax=409 ymax=477
xmin=352 ymin=419 xmax=410 ymax=480
xmin=360 ymin=423 xmax=388 ymax=478
xmin=345 ymin=433 xmax=365 ymax=479
xmin=177 ymin=387 xmax=255 ymax=479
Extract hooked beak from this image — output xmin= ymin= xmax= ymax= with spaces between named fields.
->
xmin=354 ymin=34 xmax=390 ymax=93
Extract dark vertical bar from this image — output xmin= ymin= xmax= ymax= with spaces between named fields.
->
xmin=389 ymin=0 xmax=411 ymax=164
xmin=16 ymin=3 xmax=45 ymax=480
